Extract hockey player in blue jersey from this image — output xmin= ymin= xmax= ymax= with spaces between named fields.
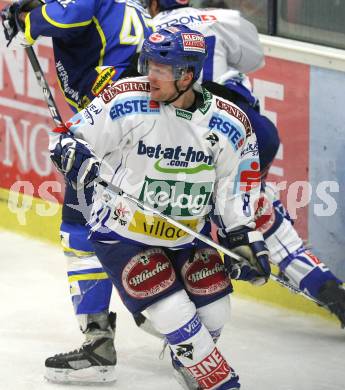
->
xmin=1 ymin=0 xmax=154 ymax=383
xmin=144 ymin=0 xmax=345 ymax=330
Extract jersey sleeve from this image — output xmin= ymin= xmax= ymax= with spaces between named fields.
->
xmin=213 ymin=105 xmax=261 ymax=231
xmin=68 ymin=98 xmax=126 ymax=160
xmin=24 ymin=0 xmax=97 ymax=44
xmin=215 ymin=12 xmax=264 ymax=74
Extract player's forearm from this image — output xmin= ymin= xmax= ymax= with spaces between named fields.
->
xmin=25 ymin=0 xmax=95 ymax=42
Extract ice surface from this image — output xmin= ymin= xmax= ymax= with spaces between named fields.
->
xmin=1 ymin=231 xmax=344 ymax=390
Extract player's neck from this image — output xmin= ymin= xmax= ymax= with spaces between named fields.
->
xmin=172 ymin=89 xmax=195 ymax=110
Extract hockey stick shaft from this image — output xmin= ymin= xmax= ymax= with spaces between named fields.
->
xmin=25 ymin=46 xmax=64 ymax=127
xmin=270 ymin=273 xmax=324 ymax=305
xmin=12 ymin=0 xmax=64 ymax=127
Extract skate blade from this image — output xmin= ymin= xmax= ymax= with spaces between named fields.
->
xmin=45 ymin=365 xmax=116 ymax=385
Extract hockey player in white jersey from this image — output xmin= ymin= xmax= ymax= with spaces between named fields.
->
xmin=144 ymin=0 xmax=345 ymax=327
xmin=49 ymin=26 xmax=271 ymax=390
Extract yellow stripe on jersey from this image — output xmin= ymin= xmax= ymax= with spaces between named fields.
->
xmin=56 ymin=78 xmax=80 ymax=111
xmin=42 ymin=4 xmax=92 ymax=28
xmin=61 ymin=241 xmax=95 ymax=258
xmin=68 ymin=272 xmax=109 ymax=282
xmin=92 ymin=16 xmax=107 ymax=67
xmin=25 ymin=13 xmax=35 ymax=45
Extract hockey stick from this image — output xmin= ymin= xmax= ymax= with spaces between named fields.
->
xmin=25 ymin=46 xmax=64 ymax=127
xmin=95 ymin=177 xmax=326 ymax=308
xmin=270 ymin=273 xmax=324 ymax=305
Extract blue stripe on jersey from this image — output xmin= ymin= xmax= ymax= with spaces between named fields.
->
xmin=67 ymin=268 xmax=106 ymax=276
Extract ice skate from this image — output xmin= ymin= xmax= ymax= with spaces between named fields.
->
xmin=45 ymin=312 xmax=117 ymax=384
xmin=317 ymin=280 xmax=345 ymax=328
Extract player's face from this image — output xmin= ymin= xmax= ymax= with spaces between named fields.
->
xmin=147 ymin=61 xmax=179 ymax=101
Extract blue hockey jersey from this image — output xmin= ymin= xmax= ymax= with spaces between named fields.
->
xmin=25 ymin=0 xmax=154 ymax=111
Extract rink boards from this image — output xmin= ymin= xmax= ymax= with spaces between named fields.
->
xmin=0 ymin=13 xmax=345 ymax=318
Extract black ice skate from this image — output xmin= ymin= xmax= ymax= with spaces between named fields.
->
xmin=317 ymin=280 xmax=345 ymax=328
xmin=45 ymin=312 xmax=117 ymax=383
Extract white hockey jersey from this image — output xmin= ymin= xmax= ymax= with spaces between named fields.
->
xmin=56 ymin=77 xmax=261 ymax=247
xmin=153 ymin=7 xmax=264 ymax=82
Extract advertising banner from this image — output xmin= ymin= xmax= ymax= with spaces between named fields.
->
xmin=250 ymin=56 xmax=310 ymax=239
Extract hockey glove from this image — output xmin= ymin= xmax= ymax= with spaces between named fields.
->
xmin=50 ymin=134 xmax=100 ymax=190
xmin=1 ymin=2 xmax=21 ymax=46
xmin=218 ymin=226 xmax=271 ymax=286
xmin=1 ymin=0 xmax=42 ymax=47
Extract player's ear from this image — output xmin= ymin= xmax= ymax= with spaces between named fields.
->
xmin=181 ymin=70 xmax=194 ymax=85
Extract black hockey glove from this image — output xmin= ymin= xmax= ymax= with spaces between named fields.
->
xmin=50 ymin=133 xmax=100 ymax=190
xmin=1 ymin=2 xmax=21 ymax=45
xmin=218 ymin=226 xmax=271 ymax=286
xmin=1 ymin=0 xmax=43 ymax=46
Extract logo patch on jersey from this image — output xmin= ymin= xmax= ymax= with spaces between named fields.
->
xmin=200 ymin=14 xmax=217 ymax=21
xmin=241 ymin=141 xmax=259 ymax=158
xmin=208 ymin=113 xmax=245 ymax=151
xmin=156 ymin=14 xmax=217 ymax=30
xmin=139 ymin=176 xmax=213 ymax=217
xmin=101 ymin=81 xmax=150 ymax=103
xmin=234 ymin=159 xmax=261 ymax=194
xmin=110 ymin=96 xmax=160 ymax=119
xmin=149 ymin=33 xmax=165 ymax=43
xmin=92 ymin=67 xmax=116 ymax=96
xmin=83 ymin=102 xmax=103 ymax=125
xmin=215 ymin=99 xmax=252 ymax=137
xmin=56 ymin=60 xmax=79 ymax=102
xmin=181 ymin=33 xmax=206 ymax=53
xmin=137 ymin=140 xmax=214 ymax=174
xmin=206 ymin=133 xmax=219 ymax=147
xmin=182 ymin=248 xmax=229 ymax=296
xmin=176 ymin=0 xmax=189 ymax=5
xmin=128 ymin=211 xmax=199 ymax=240
xmin=122 ymin=248 xmax=176 ymax=299
xmin=199 ymin=87 xmax=213 ymax=115
xmin=176 ymin=108 xmax=192 ymax=121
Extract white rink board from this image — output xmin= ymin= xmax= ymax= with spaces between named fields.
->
xmin=0 ymin=230 xmax=344 ymax=390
